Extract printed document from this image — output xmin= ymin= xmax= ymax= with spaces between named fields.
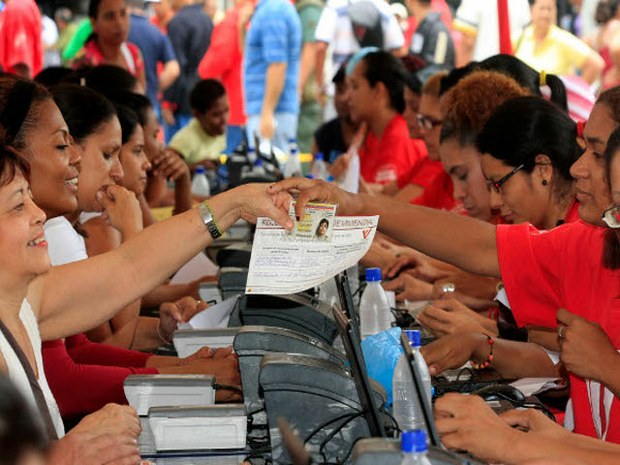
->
xmin=246 ymin=215 xmax=379 ymax=295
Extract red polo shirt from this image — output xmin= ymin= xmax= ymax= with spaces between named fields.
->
xmin=497 ymin=221 xmax=620 ymax=442
xmin=0 ymin=0 xmax=43 ymax=75
xmin=359 ymin=114 xmax=427 ymax=186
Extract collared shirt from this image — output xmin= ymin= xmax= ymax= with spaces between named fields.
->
xmin=514 ymin=24 xmax=594 ymax=77
xmin=169 ymin=118 xmax=226 ymax=163
xmin=244 ymin=0 xmax=302 ymax=116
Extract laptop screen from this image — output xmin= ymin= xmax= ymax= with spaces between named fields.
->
xmin=399 ymin=331 xmax=441 ymax=446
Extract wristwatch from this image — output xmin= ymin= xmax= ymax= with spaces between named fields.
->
xmin=198 ymin=201 xmax=222 ymax=240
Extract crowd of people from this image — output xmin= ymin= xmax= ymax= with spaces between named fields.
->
xmin=0 ymin=0 xmax=620 ymax=464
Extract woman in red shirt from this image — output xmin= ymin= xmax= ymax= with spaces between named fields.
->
xmin=273 ymin=85 xmax=620 ymax=461
xmin=347 ymin=49 xmax=426 ymax=188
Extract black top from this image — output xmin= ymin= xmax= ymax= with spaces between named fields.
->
xmin=314 ymin=118 xmax=347 ymax=164
xmin=410 ymin=11 xmax=455 ymax=82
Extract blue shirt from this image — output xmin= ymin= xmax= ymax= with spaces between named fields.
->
xmin=128 ymin=13 xmax=176 ymax=107
xmin=243 ymin=0 xmax=302 ymax=116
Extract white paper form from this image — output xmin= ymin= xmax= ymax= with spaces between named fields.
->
xmin=245 ymin=216 xmax=379 ymax=295
xmin=177 ymin=295 xmax=240 ymax=330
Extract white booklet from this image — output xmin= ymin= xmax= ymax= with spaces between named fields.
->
xmin=245 ymin=215 xmax=379 ymax=295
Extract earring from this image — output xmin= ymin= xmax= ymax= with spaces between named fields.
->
xmin=542 ymin=179 xmax=548 ymax=186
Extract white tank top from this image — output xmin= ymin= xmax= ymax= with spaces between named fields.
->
xmin=0 ymin=300 xmax=64 ymax=438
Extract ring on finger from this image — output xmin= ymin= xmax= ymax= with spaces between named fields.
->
xmin=558 ymin=325 xmax=566 ymax=339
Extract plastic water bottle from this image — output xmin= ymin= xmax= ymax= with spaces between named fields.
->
xmin=359 ymin=268 xmax=394 ymax=339
xmin=283 ymin=138 xmax=302 ymax=178
xmin=311 ymin=152 xmax=328 ymax=180
xmin=191 ymin=165 xmax=210 ymax=198
xmin=393 ymin=330 xmax=432 ymax=432
xmin=401 ymin=430 xmax=432 ymax=465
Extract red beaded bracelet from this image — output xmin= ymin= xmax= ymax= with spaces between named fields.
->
xmin=470 ymin=335 xmax=495 ymax=370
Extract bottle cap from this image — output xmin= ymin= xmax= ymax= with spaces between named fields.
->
xmin=326 ymin=175 xmax=335 ymax=182
xmin=401 ymin=430 xmax=427 ymax=453
xmin=315 ymin=152 xmax=324 ymax=161
xmin=405 ymin=329 xmax=422 ymax=348
xmin=195 ymin=166 xmax=206 ymax=174
xmin=365 ymin=267 xmax=382 ymax=282
xmin=306 ymin=174 xmax=315 ymax=179
xmin=254 ymin=159 xmax=263 ymax=167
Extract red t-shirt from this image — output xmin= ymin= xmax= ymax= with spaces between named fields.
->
xmin=399 ymin=156 xmax=445 ymax=190
xmin=359 ymin=114 xmax=427 ymax=186
xmin=0 ymin=0 xmax=43 ymax=75
xmin=72 ymin=40 xmax=144 ymax=78
xmin=497 ymin=221 xmax=620 ymax=442
xmin=198 ymin=7 xmax=246 ymax=126
xmin=410 ymin=170 xmax=456 ymax=211
xmin=42 ymin=334 xmax=157 ymax=418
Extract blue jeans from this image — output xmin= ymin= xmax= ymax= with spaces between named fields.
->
xmin=246 ymin=112 xmax=298 ymax=152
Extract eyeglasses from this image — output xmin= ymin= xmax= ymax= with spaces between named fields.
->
xmin=486 ymin=163 xmax=525 ymax=193
xmin=602 ymin=205 xmax=620 ymax=229
xmin=416 ymin=113 xmax=442 ymax=131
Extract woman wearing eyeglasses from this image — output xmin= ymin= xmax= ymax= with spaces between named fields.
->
xmin=273 ymin=85 xmax=620 ymax=458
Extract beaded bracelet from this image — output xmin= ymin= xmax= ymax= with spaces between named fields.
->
xmin=470 ymin=335 xmax=494 ymax=370
xmin=156 ymin=320 xmax=172 ymax=345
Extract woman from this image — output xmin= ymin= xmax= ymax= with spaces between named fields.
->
xmin=478 ymin=96 xmax=580 ymax=229
xmin=428 ymin=124 xmax=620 ymax=465
xmin=0 ymin=76 xmax=291 ymax=453
xmin=72 ymin=0 xmax=146 ymax=90
xmin=273 ymin=85 xmax=620 ymax=454
xmin=383 ymin=70 xmax=530 ymax=307
xmin=40 ymin=84 xmax=238 ymax=421
xmin=346 ymin=49 xmax=426 ymax=188
xmin=514 ymin=0 xmax=604 ymax=84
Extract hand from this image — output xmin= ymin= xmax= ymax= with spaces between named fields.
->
xmin=235 ymin=183 xmax=294 ymax=229
xmin=382 ymin=273 xmax=434 ymax=302
xmin=151 ymin=149 xmax=190 ymax=182
xmin=161 ymin=107 xmax=175 ymax=126
xmin=269 ymin=178 xmax=357 ymax=219
xmin=159 ymin=296 xmax=209 ymax=341
xmin=434 ymin=393 xmax=521 ymax=463
xmin=96 ymin=185 xmax=142 ymax=237
xmin=181 ymin=346 xmax=235 ymax=364
xmin=417 ymin=299 xmax=494 ymax=338
xmin=328 ymin=153 xmax=351 ymax=180
xmin=500 ymin=408 xmax=567 ymax=439
xmin=71 ymin=403 xmax=141 ymax=438
xmin=259 ymin=111 xmax=275 ymax=140
xmin=556 ymin=308 xmax=620 ymax=383
xmin=421 ymin=332 xmax=482 ymax=376
xmin=48 ymin=431 xmax=141 ymax=465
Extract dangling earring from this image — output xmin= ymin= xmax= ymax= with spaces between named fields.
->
xmin=542 ymin=179 xmax=548 ymax=186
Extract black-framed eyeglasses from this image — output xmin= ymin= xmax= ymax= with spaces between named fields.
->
xmin=602 ymin=205 xmax=620 ymax=229
xmin=416 ymin=113 xmax=442 ymax=131
xmin=486 ymin=163 xmax=525 ymax=193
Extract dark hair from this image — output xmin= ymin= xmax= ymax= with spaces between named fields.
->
xmin=69 ymin=65 xmax=139 ymax=95
xmin=603 ymin=125 xmax=620 ymax=269
xmin=114 ymin=103 xmax=141 ymax=145
xmin=332 ymin=64 xmax=346 ymax=85
xmin=190 ymin=79 xmax=226 ymax=114
xmin=0 ymin=375 xmax=47 ymax=465
xmin=0 ymin=76 xmax=52 ymax=151
xmin=315 ymin=218 xmax=329 ymax=235
xmin=105 ymin=91 xmax=152 ymax=126
xmin=440 ymin=70 xmax=530 ymax=146
xmin=361 ymin=51 xmax=406 ymax=113
xmin=51 ymin=84 xmax=117 ymax=143
xmin=478 ymin=96 xmax=580 ymax=200
xmin=34 ymin=66 xmax=73 ymax=88
xmin=88 ymin=0 xmax=104 ymax=18
xmin=440 ymin=55 xmax=567 ymax=112
xmin=597 ymin=86 xmax=620 ymax=124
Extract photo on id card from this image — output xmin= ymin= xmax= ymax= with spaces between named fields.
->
xmin=288 ymin=201 xmax=337 ymax=242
